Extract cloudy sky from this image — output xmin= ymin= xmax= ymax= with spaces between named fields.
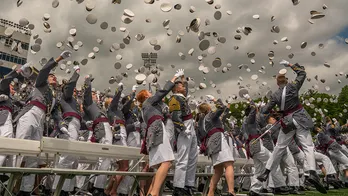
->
xmin=1 ymin=0 xmax=348 ymax=101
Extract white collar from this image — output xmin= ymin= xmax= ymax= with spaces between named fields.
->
xmin=173 ymin=93 xmax=186 ymax=99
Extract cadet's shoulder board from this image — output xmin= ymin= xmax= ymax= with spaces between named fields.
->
xmin=169 ymin=96 xmax=181 ymax=112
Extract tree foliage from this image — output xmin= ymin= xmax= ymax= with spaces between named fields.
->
xmin=226 ymin=86 xmax=348 ymax=126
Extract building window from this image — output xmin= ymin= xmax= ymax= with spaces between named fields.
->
xmin=0 ymin=52 xmax=27 ymax=65
xmin=0 ymin=35 xmax=29 ymax=51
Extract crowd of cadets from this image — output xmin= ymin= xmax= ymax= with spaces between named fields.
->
xmin=0 ymin=51 xmax=348 ymax=196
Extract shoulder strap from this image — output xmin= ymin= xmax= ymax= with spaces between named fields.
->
xmin=281 ymin=86 xmax=287 ymax=111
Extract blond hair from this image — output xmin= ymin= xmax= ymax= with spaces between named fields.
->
xmin=198 ymin=103 xmax=211 ymax=114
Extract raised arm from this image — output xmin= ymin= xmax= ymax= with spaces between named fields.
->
xmin=0 ymin=69 xmax=19 ymax=95
xmin=246 ymin=102 xmax=257 ymax=124
xmin=261 ymin=94 xmax=277 ymax=114
xmin=35 ymin=51 xmax=71 ymax=88
xmin=109 ymin=84 xmax=123 ymax=112
xmin=290 ymin=63 xmax=306 ymax=91
xmin=63 ymin=68 xmax=80 ymax=100
xmin=151 ymin=80 xmax=175 ymax=104
xmin=212 ymin=99 xmax=227 ymax=121
xmin=182 ymin=76 xmax=189 ymax=97
xmin=83 ymin=76 xmax=93 ymax=107
xmin=122 ymin=91 xmax=135 ymax=115
xmin=35 ymin=58 xmax=58 ymax=88
xmin=150 ymin=69 xmax=183 ymax=104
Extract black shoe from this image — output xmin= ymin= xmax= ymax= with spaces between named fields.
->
xmin=60 ymin=190 xmax=69 ymax=196
xmin=227 ymin=192 xmax=236 ymax=196
xmin=165 ymin=181 xmax=174 ymax=190
xmin=307 ymin=170 xmax=327 ymax=194
xmin=260 ymin=188 xmax=268 ymax=193
xmin=17 ymin=191 xmax=31 ymax=196
xmin=185 ymin=186 xmax=196 ymax=195
xmin=249 ymin=191 xmax=261 ymax=196
xmin=172 ymin=187 xmax=191 ymax=196
xmin=0 ymin=174 xmax=9 ymax=183
xmin=92 ymin=188 xmax=106 ymax=196
xmin=345 ymin=182 xmax=348 ymax=188
xmin=327 ymin=174 xmax=341 ymax=189
xmin=274 ymin=187 xmax=289 ymax=195
xmin=198 ymin=183 xmax=205 ymax=192
xmin=257 ymin=169 xmax=270 ymax=182
xmin=289 ymin=186 xmax=305 ymax=195
xmin=298 ymin=186 xmax=306 ymax=192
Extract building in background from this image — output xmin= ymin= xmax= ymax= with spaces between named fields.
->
xmin=0 ymin=18 xmax=31 ymax=76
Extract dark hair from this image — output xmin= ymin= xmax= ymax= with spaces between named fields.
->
xmin=172 ymin=81 xmax=183 ymax=93
xmin=121 ymin=96 xmax=129 ymax=105
xmin=266 ymin=112 xmax=281 ymax=122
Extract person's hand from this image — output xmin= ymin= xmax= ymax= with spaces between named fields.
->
xmin=18 ymin=62 xmax=32 ymax=73
xmin=0 ymin=94 xmax=9 ymax=101
xmin=206 ymin=95 xmax=215 ymax=102
xmin=86 ymin=121 xmax=93 ymax=127
xmin=199 ymin=113 xmax=205 ymax=118
xmin=243 ymin=94 xmax=251 ymax=100
xmin=132 ymin=85 xmax=138 ymax=92
xmin=174 ymin=69 xmax=185 ymax=78
xmin=60 ymin=127 xmax=69 ymax=135
xmin=60 ymin=50 xmax=72 ymax=59
xmin=279 ymin=59 xmax=290 ymax=67
xmin=73 ymin=65 xmax=80 ymax=73
xmin=184 ymin=128 xmax=191 ymax=136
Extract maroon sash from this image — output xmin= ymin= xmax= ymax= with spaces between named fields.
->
xmin=140 ymin=115 xmax=164 ymax=155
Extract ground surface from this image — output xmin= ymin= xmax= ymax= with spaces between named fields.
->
xmin=289 ymin=189 xmax=348 ymax=196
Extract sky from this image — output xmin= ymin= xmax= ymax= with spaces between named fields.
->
xmin=1 ymin=0 xmax=348 ymax=103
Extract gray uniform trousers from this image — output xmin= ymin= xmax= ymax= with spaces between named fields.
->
xmin=266 ymin=119 xmax=316 ymax=172
xmin=0 ymin=113 xmax=14 ymax=166
xmin=268 ymin=147 xmax=299 ymax=187
xmin=340 ymin=145 xmax=348 ymax=159
xmin=75 ymin=130 xmax=93 ymax=190
xmin=93 ymin=122 xmax=113 ymax=189
xmin=15 ymin=106 xmax=45 ymax=192
xmin=251 ymin=140 xmax=285 ymax=193
xmin=173 ymin=119 xmax=198 ymax=188
xmin=52 ymin=117 xmax=81 ymax=192
xmin=292 ymin=150 xmax=306 ymax=186
xmin=314 ymin=152 xmax=336 ymax=175
xmin=328 ymin=149 xmax=348 ymax=171
xmin=117 ymin=131 xmax=141 ymax=194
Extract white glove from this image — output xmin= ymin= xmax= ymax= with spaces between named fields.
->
xmin=19 ymin=62 xmax=32 ymax=72
xmin=60 ymin=127 xmax=69 ymax=135
xmin=73 ymin=65 xmax=80 ymax=72
xmin=174 ymin=69 xmax=185 ymax=77
xmin=279 ymin=59 xmax=290 ymax=67
xmin=78 ymin=136 xmax=85 ymax=141
xmin=132 ymin=85 xmax=138 ymax=91
xmin=60 ymin=50 xmax=72 ymax=59
xmin=184 ymin=129 xmax=191 ymax=136
xmin=243 ymin=94 xmax=251 ymax=100
xmin=0 ymin=94 xmax=9 ymax=102
xmin=86 ymin=121 xmax=93 ymax=128
xmin=260 ymin=101 xmax=266 ymax=107
xmin=118 ymin=82 xmax=123 ymax=87
xmin=206 ymin=95 xmax=215 ymax=102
